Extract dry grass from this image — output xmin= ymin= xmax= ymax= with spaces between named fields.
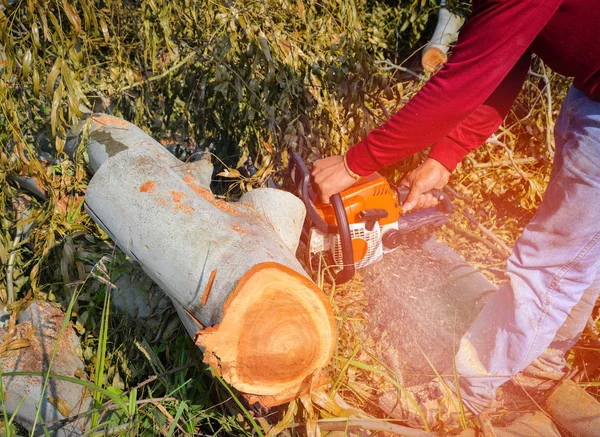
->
xmin=1 ymin=0 xmax=598 ymax=435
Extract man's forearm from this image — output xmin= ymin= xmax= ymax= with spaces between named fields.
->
xmin=346 ymin=0 xmax=561 ymax=176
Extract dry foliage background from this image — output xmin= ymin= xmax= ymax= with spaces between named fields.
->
xmin=1 ymin=0 xmax=598 ymax=435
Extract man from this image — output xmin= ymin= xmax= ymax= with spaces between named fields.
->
xmin=312 ymin=0 xmax=600 ymax=427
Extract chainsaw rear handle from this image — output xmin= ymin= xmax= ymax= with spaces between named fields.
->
xmin=395 ymin=186 xmax=454 ymax=213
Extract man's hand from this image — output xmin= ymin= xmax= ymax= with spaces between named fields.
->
xmin=400 ymin=158 xmax=451 ymax=212
xmin=311 ymin=156 xmax=357 ymax=204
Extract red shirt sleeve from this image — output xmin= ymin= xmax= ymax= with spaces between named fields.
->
xmin=345 ymin=0 xmax=563 ymax=176
xmin=429 ymin=51 xmax=531 ymax=171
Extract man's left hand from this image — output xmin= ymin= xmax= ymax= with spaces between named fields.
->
xmin=311 ymin=156 xmax=357 ymax=204
xmin=400 ymin=158 xmax=450 ymax=212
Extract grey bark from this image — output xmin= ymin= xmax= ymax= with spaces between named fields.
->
xmin=82 ymin=114 xmax=307 ymax=329
xmin=0 ymin=302 xmax=91 ymax=436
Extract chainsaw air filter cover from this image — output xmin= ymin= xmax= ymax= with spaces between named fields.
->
xmin=333 ymin=223 xmax=383 ymax=269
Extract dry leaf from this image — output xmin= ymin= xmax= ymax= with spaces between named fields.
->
xmin=49 ymin=396 xmax=71 ymax=417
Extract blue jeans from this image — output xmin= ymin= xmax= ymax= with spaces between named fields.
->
xmin=454 ymin=87 xmax=600 ymax=413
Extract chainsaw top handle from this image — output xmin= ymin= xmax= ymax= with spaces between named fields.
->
xmin=289 ymin=152 xmax=336 ymax=234
xmin=289 ymin=152 xmax=356 ymax=284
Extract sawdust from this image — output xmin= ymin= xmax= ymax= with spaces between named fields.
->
xmin=1 ymin=303 xmax=83 ymax=378
xmin=135 ymin=155 xmax=155 ymax=167
xmin=231 ymin=223 xmax=257 ymax=236
xmin=139 ymin=180 xmax=155 ymax=193
xmin=202 ymin=269 xmax=217 ymax=306
xmin=360 ymin=236 xmax=494 ymax=385
xmin=91 ymin=114 xmax=130 ymax=128
xmin=168 ymin=190 xmax=193 ymax=214
xmin=182 ymin=175 xmax=242 ymax=216
xmin=232 ymin=223 xmax=246 ymax=233
xmin=182 ymin=176 xmax=212 ymax=198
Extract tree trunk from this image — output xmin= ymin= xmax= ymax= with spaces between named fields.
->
xmin=0 ymin=302 xmax=92 ymax=436
xmin=80 ymin=114 xmax=336 ymax=406
xmin=421 ymin=6 xmax=464 ymax=73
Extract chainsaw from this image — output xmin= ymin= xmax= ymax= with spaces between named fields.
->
xmin=289 ymin=152 xmax=454 ymax=284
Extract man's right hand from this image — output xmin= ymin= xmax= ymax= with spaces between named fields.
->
xmin=311 ymin=155 xmax=357 ymax=204
xmin=400 ymin=158 xmax=451 ymax=212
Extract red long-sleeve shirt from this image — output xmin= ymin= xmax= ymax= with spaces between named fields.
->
xmin=345 ymin=0 xmax=600 ymax=175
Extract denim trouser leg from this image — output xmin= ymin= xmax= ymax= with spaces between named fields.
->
xmin=453 ymin=87 xmax=600 ymax=413
xmin=531 ymin=272 xmax=600 ymax=374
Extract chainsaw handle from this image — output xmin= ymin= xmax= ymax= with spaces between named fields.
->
xmin=288 ymin=152 xmax=336 ymax=234
xmin=289 ymin=153 xmax=355 ymax=284
xmin=395 ymin=186 xmax=454 ymax=213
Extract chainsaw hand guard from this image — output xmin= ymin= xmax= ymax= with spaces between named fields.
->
xmin=330 ymin=194 xmax=356 ymax=284
xmin=289 ymin=153 xmax=355 ymax=284
xmin=289 ymin=152 xmax=335 ymax=234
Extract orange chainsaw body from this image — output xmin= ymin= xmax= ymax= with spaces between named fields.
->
xmin=313 ymin=173 xmax=405 ymax=264
xmin=288 ymin=152 xmax=452 ymax=284
xmin=314 ymin=173 xmax=403 ymax=228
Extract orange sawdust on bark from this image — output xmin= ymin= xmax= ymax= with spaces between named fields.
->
xmin=168 ymin=190 xmax=193 ymax=214
xmin=7 ymin=303 xmax=83 ymax=380
xmin=231 ymin=223 xmax=257 ymax=236
xmin=232 ymin=223 xmax=247 ymax=234
xmin=182 ymin=176 xmax=241 ymax=216
xmin=202 ymin=269 xmax=217 ymax=306
xmin=91 ymin=114 xmax=130 ymax=127
xmin=140 ymin=181 xmax=156 ymax=193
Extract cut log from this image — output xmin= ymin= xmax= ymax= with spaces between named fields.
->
xmin=0 ymin=302 xmax=92 ymax=436
xmin=421 ymin=6 xmax=464 ymax=73
xmin=195 ymin=263 xmax=335 ymax=406
xmin=546 ymin=379 xmax=600 ymax=437
xmin=78 ymin=114 xmax=336 ymax=406
xmin=457 ymin=412 xmax=561 ymax=437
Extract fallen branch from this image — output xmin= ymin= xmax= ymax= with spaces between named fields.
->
xmin=50 ymin=397 xmax=179 ymax=432
xmin=461 ymin=209 xmax=512 ymax=257
xmin=6 ymin=232 xmax=21 ymax=306
xmin=374 ymin=60 xmax=427 ymax=81
xmin=530 ymin=64 xmax=555 ymax=158
xmin=478 ymin=412 xmax=498 ymax=437
xmin=118 ymin=50 xmax=199 ymax=93
xmin=486 ymin=137 xmax=530 ymax=182
xmin=472 ymin=157 xmax=538 ymax=169
xmin=443 ymin=186 xmax=512 ymax=256
xmin=586 ymin=317 xmax=600 ymax=345
xmin=541 ymin=63 xmax=555 ymax=158
xmin=5 ymin=195 xmax=31 ymax=308
xmin=443 ymin=185 xmax=472 ymax=205
xmin=315 ymin=418 xmax=435 ymax=437
xmin=449 ymin=223 xmax=508 ymax=258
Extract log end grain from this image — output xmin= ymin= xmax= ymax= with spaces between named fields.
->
xmin=195 ymin=262 xmax=336 ymax=406
xmin=421 ymin=46 xmax=447 ymax=73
